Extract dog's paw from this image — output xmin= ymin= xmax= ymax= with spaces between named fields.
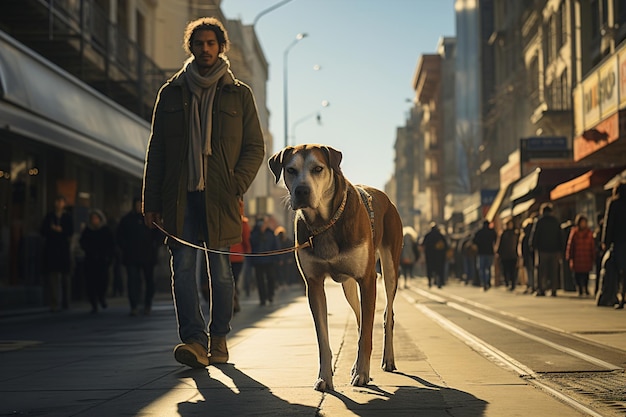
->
xmin=350 ymin=371 xmax=371 ymax=387
xmin=381 ymin=358 xmax=396 ymax=372
xmin=314 ymin=377 xmax=333 ymax=392
xmin=381 ymin=359 xmax=398 ymax=372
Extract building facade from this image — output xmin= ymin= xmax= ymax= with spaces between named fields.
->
xmin=0 ymin=0 xmax=273 ymax=309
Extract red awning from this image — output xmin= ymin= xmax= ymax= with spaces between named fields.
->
xmin=550 ymin=167 xmax=625 ymax=200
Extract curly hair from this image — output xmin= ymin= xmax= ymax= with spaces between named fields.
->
xmin=182 ymin=17 xmax=230 ymax=56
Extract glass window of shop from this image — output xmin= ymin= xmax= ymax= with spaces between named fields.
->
xmin=0 ymin=136 xmax=46 ymax=288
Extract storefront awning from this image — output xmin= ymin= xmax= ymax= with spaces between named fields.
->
xmin=604 ymin=169 xmax=626 ymax=190
xmin=509 ymin=167 xmax=588 ymax=205
xmin=485 ymin=182 xmax=514 ymax=223
xmin=0 ymin=31 xmax=150 ymax=178
xmin=550 ymin=167 xmax=625 ymax=200
xmin=512 ymin=198 xmax=536 ymax=217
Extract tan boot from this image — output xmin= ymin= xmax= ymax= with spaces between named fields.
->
xmin=173 ymin=342 xmax=209 ymax=368
xmin=209 ymin=336 xmax=229 ymax=364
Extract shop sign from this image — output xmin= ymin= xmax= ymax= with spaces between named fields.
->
xmin=618 ymin=49 xmax=626 ymax=109
xmin=582 ymin=57 xmax=618 ymax=130
xmin=520 ymin=136 xmax=570 ymax=161
xmin=574 ymin=41 xmax=626 ymax=134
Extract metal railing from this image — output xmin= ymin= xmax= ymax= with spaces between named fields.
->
xmin=33 ymin=0 xmax=166 ymax=119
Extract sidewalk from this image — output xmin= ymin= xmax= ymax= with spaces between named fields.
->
xmin=0 ymin=281 xmax=592 ymax=416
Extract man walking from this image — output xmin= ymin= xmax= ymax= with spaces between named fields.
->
xmin=473 ymin=220 xmax=497 ymax=291
xmin=531 ymin=203 xmax=563 ymax=297
xmin=603 ymin=183 xmax=626 ymax=309
xmin=422 ymin=223 xmax=448 ymax=289
xmin=142 ymin=17 xmax=265 ymax=368
xmin=117 ymin=197 xmax=161 ymax=316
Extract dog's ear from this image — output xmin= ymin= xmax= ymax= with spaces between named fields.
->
xmin=268 ymin=147 xmax=293 ymax=183
xmin=322 ymin=146 xmax=343 ymax=174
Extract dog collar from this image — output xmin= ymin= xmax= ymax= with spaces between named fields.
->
xmin=305 ymin=187 xmax=349 ymax=238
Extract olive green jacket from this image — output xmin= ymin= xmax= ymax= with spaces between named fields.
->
xmin=142 ymin=67 xmax=265 ymax=248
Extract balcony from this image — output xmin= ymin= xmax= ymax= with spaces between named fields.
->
xmin=0 ymin=0 xmax=167 ymax=121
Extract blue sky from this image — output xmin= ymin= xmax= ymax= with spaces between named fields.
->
xmin=221 ymin=0 xmax=455 ymax=190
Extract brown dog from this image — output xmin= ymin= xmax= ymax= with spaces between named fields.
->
xmin=269 ymin=144 xmax=403 ymax=391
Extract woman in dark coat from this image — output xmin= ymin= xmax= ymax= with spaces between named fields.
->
xmin=80 ymin=210 xmax=115 ymax=313
xmin=40 ymin=195 xmax=74 ymax=311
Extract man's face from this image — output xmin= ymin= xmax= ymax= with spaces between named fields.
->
xmin=191 ymin=29 xmax=221 ymax=75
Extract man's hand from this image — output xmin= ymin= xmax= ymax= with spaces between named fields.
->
xmin=144 ymin=212 xmax=162 ymax=229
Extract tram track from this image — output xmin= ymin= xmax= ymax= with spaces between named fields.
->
xmin=401 ymin=286 xmax=626 ymax=417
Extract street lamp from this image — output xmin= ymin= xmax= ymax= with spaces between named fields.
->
xmin=283 ymin=32 xmax=308 ymax=148
xmin=252 ymin=0 xmax=294 ymax=26
xmin=291 ymin=100 xmax=330 ymax=143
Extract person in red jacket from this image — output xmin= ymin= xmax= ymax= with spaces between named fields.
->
xmin=566 ymin=214 xmax=595 ymax=296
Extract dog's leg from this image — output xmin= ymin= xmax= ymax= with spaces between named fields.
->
xmin=351 ymin=274 xmax=376 ymax=386
xmin=306 ymin=278 xmax=334 ymax=392
xmin=380 ymin=247 xmax=398 ymax=372
xmin=341 ymin=278 xmax=361 ymax=329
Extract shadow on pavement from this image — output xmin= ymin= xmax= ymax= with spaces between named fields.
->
xmin=325 ymin=371 xmax=488 ymax=416
xmin=178 ymin=365 xmax=318 ymax=416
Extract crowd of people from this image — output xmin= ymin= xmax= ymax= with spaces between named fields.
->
xmin=399 ymin=183 xmax=626 ymax=310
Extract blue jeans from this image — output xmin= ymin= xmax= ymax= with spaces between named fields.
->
xmin=477 ymin=255 xmax=493 ymax=288
xmin=169 ymin=192 xmax=234 ymax=348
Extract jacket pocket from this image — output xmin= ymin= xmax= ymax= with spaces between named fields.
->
xmin=219 ymin=108 xmax=243 ymax=143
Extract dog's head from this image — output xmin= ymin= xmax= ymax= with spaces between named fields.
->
xmin=268 ymin=144 xmax=343 ymax=211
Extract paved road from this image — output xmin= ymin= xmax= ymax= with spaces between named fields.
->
xmin=0 ymin=277 xmax=624 ymax=416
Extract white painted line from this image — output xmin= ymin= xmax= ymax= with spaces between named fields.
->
xmin=403 ymin=293 xmax=535 ymax=377
xmin=409 ymin=287 xmax=622 ymax=371
xmin=402 ymin=292 xmax=608 ymax=417
xmin=447 ymin=302 xmax=623 ymax=371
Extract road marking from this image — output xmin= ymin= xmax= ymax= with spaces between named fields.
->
xmin=401 ymin=292 xmax=608 ymax=417
xmin=412 ymin=288 xmax=623 ymax=371
xmin=447 ymin=302 xmax=622 ymax=371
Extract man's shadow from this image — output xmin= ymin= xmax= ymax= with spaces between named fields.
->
xmin=325 ymin=371 xmax=488 ymax=416
xmin=177 ymin=364 xmax=317 ymax=416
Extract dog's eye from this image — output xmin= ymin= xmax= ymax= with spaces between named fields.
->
xmin=286 ymin=167 xmax=297 ymax=175
xmin=313 ymin=166 xmax=324 ymax=174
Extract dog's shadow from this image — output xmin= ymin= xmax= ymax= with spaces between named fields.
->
xmin=176 ymin=365 xmax=317 ymax=417
xmin=325 ymin=371 xmax=488 ymax=416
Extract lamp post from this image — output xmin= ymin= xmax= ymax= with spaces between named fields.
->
xmin=291 ymin=100 xmax=330 ymax=143
xmin=283 ymin=33 xmax=308 ymax=148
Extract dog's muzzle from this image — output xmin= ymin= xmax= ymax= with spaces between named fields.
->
xmin=293 ymin=185 xmax=311 ymax=209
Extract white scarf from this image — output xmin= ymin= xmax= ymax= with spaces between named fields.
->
xmin=183 ymin=57 xmax=229 ymax=191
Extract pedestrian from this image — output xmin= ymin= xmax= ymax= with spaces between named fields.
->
xmin=229 ymin=199 xmax=250 ymax=314
xmin=518 ymin=215 xmax=537 ymax=294
xmin=530 ymin=203 xmax=563 ymax=297
xmin=593 ymin=213 xmax=605 ymax=296
xmin=275 ymin=226 xmax=300 ymax=286
xmin=461 ymin=234 xmax=478 ymax=286
xmin=473 ymin=220 xmax=497 ymax=291
xmin=566 ymin=214 xmax=595 ymax=296
xmin=250 ymin=216 xmax=279 ymax=305
xmin=399 ymin=227 xmax=419 ymax=288
xmin=422 ymin=222 xmax=448 ymax=289
xmin=142 ymin=17 xmax=265 ymax=368
xmin=40 ymin=195 xmax=74 ymax=312
xmin=80 ymin=210 xmax=115 ymax=313
xmin=496 ymin=219 xmax=519 ymax=291
xmin=602 ymin=183 xmax=626 ymax=309
xmin=117 ymin=197 xmax=162 ymax=316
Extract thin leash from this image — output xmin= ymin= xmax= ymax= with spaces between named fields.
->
xmin=152 ymin=221 xmax=312 ymax=257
